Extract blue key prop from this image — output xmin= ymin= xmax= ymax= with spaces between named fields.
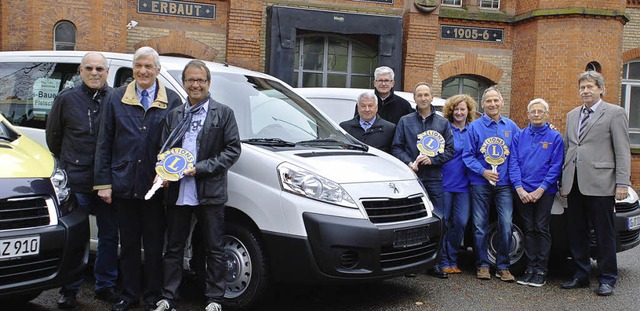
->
xmin=479 ymin=137 xmax=509 ymax=186
xmin=144 ymin=148 xmax=195 ymax=200
xmin=413 ymin=130 xmax=445 ymax=170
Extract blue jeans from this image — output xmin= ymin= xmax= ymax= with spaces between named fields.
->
xmin=62 ymin=192 xmax=119 ymax=293
xmin=423 ymin=180 xmax=444 ymax=217
xmin=439 ymin=191 xmax=471 ymax=268
xmin=471 ymin=185 xmax=513 ymax=270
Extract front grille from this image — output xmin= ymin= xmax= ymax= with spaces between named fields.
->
xmin=0 ymin=251 xmax=61 ymax=286
xmin=380 ymin=241 xmax=438 ymax=269
xmin=0 ymin=197 xmax=52 ymax=230
xmin=616 ymin=201 xmax=639 ymax=213
xmin=362 ymin=197 xmax=428 ymax=224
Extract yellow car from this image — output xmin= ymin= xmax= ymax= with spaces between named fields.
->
xmin=0 ymin=114 xmax=89 ymax=304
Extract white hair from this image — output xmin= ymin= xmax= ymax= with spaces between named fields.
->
xmin=527 ymin=98 xmax=549 ymax=111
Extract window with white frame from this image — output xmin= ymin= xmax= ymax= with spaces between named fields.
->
xmin=442 ymin=0 xmax=462 ymax=7
xmin=293 ymin=34 xmax=378 ymax=88
xmin=621 ymin=61 xmax=640 ymax=147
xmin=54 ymin=21 xmax=76 ymax=51
xmin=479 ymin=0 xmax=500 ymax=9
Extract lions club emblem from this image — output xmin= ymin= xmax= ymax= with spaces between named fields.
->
xmin=480 ymin=137 xmax=509 ymax=166
xmin=155 ymin=148 xmax=196 ymax=181
xmin=417 ymin=130 xmax=445 ymax=157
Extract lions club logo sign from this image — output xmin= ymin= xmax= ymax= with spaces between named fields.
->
xmin=480 ymin=137 xmax=509 ymax=165
xmin=417 ymin=130 xmax=445 ymax=157
xmin=155 ymin=148 xmax=196 ymax=181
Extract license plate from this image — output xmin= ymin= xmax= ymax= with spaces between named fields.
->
xmin=0 ymin=236 xmax=40 ymax=260
xmin=628 ymin=216 xmax=640 ymax=230
xmin=394 ymin=226 xmax=430 ymax=248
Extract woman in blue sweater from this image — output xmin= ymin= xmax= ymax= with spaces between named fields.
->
xmin=439 ymin=94 xmax=477 ymax=274
xmin=508 ymin=98 xmax=564 ymax=287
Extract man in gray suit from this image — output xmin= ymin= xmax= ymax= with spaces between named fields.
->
xmin=560 ymin=71 xmax=631 ymax=296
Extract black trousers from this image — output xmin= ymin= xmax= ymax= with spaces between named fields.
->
xmin=566 ymin=179 xmax=617 ymax=286
xmin=514 ymin=193 xmax=553 ymax=274
xmin=115 ymin=197 xmax=166 ymax=303
xmin=161 ymin=203 xmax=226 ymax=304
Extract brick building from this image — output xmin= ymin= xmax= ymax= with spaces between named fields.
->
xmin=1 ymin=0 xmax=640 ymax=188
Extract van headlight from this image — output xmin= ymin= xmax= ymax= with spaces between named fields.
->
xmin=51 ymin=164 xmax=71 ymax=204
xmin=277 ymin=162 xmax=357 ymax=208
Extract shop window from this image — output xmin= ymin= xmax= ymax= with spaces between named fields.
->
xmin=441 ymin=75 xmax=493 ymax=113
xmin=442 ymin=0 xmax=462 ymax=7
xmin=293 ymin=34 xmax=378 ymax=88
xmin=54 ymin=21 xmax=76 ymax=51
xmin=621 ymin=61 xmax=640 ymax=147
xmin=479 ymin=0 xmax=500 ymax=9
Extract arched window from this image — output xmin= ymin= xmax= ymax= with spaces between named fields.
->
xmin=293 ymin=34 xmax=378 ymax=88
xmin=622 ymin=61 xmax=640 ymax=147
xmin=441 ymin=74 xmax=493 ymax=112
xmin=54 ymin=21 xmax=76 ymax=51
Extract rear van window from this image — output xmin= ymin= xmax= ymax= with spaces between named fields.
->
xmin=0 ymin=62 xmax=81 ymax=129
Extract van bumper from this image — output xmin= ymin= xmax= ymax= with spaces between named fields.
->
xmin=0 ymin=198 xmax=89 ymax=299
xmin=264 ymin=212 xmax=441 ymax=284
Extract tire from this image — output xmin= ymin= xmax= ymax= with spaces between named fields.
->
xmin=191 ymin=222 xmax=269 ymax=310
xmin=487 ymin=219 xmax=526 ymax=275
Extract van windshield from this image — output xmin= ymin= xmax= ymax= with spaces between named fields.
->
xmin=169 ymin=70 xmax=364 ymax=149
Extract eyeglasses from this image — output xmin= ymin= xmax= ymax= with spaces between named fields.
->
xmin=184 ymin=78 xmax=208 ymax=85
xmin=527 ymin=110 xmax=548 ymax=116
xmin=375 ymin=79 xmax=393 ymax=84
xmin=82 ymin=66 xmax=106 ymax=73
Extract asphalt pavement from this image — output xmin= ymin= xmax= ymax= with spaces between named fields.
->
xmin=20 ymin=245 xmax=640 ymax=311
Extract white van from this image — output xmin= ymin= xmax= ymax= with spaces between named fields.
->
xmin=0 ymin=51 xmax=442 ymax=310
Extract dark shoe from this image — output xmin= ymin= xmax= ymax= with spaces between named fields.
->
xmin=95 ymin=287 xmax=120 ymax=304
xmin=595 ymin=283 xmax=614 ymax=296
xmin=528 ymin=273 xmax=546 ymax=287
xmin=561 ymin=278 xmax=590 ymax=289
xmin=112 ymin=300 xmax=139 ymax=311
xmin=404 ymin=273 xmax=417 ymax=277
xmin=517 ymin=270 xmax=533 ymax=285
xmin=428 ymin=267 xmax=448 ymax=279
xmin=57 ymin=292 xmax=77 ymax=309
xmin=146 ymin=300 xmax=161 ymax=311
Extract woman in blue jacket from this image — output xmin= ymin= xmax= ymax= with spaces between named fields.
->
xmin=508 ymin=98 xmax=564 ymax=287
xmin=439 ymin=94 xmax=476 ymax=274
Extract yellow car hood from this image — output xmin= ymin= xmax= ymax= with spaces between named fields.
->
xmin=0 ymin=134 xmax=54 ymax=178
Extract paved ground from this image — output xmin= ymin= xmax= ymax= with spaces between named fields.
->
xmin=19 ymin=245 xmax=640 ymax=311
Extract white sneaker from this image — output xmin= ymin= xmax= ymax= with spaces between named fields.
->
xmin=205 ymin=302 xmax=222 ymax=311
xmin=154 ymin=299 xmax=176 ymax=311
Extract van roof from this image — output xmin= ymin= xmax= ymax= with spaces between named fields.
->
xmin=0 ymin=50 xmax=271 ymax=78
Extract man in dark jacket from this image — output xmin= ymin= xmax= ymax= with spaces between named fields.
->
xmin=372 ymin=66 xmax=413 ymax=124
xmin=392 ymin=82 xmax=454 ymax=278
xmin=94 ymin=47 xmax=182 ymax=311
xmin=340 ymin=91 xmax=395 ymax=153
xmin=47 ymin=52 xmax=119 ymax=309
xmin=153 ymin=60 xmax=241 ymax=311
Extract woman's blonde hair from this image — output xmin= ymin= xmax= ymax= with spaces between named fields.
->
xmin=443 ymin=94 xmax=477 ymax=124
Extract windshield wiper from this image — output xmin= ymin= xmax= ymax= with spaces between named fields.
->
xmin=296 ymin=139 xmax=368 ymax=151
xmin=241 ymin=138 xmax=296 ymax=147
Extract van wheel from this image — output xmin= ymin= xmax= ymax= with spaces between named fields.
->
xmin=191 ymin=222 xmax=269 ymax=310
xmin=487 ymin=219 xmax=526 ymax=275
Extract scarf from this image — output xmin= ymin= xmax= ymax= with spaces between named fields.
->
xmin=160 ymin=94 xmax=210 ymax=154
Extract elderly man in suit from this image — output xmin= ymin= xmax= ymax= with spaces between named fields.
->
xmin=340 ymin=91 xmax=396 ymax=153
xmin=560 ymin=71 xmax=631 ymax=296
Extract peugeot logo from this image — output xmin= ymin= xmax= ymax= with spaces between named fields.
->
xmin=388 ymin=182 xmax=399 ymax=194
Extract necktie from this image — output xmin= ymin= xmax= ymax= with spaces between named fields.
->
xmin=362 ymin=121 xmax=370 ymax=131
xmin=578 ymin=107 xmax=593 ymax=140
xmin=141 ymin=90 xmax=150 ymax=110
